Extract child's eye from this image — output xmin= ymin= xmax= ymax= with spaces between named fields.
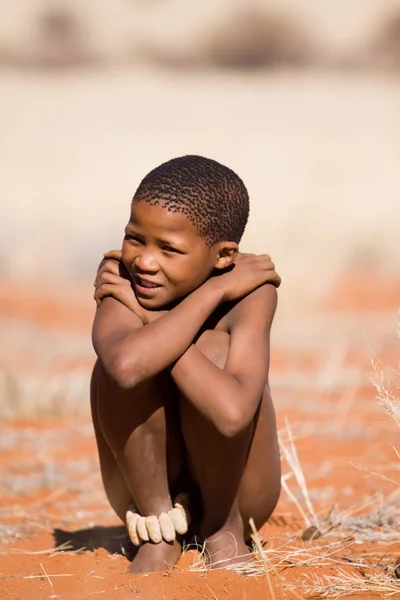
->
xmin=162 ymin=245 xmax=179 ymax=254
xmin=125 ymin=234 xmax=143 ymax=245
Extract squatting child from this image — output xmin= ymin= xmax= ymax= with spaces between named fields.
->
xmin=91 ymin=155 xmax=282 ymax=573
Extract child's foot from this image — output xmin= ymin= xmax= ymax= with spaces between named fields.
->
xmin=204 ymin=529 xmax=252 ymax=569
xmin=128 ymin=539 xmax=182 ymax=573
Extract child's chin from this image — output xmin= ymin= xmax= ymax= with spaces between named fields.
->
xmin=136 ymin=295 xmax=166 ymax=310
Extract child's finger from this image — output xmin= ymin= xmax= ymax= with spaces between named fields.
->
xmin=103 ymin=249 xmax=122 ymax=260
xmin=94 ymin=260 xmax=123 ymax=285
xmin=95 ymin=257 xmax=116 ymax=278
xmin=270 ymin=272 xmax=281 ymax=287
xmin=95 ymin=264 xmax=120 ymax=282
xmin=94 ymin=283 xmax=139 ymax=313
xmin=96 ymin=270 xmax=129 ymax=288
xmin=94 ymin=283 xmax=114 ymax=301
xmin=264 ymin=268 xmax=281 ymax=287
xmin=100 ymin=272 xmax=125 ymax=287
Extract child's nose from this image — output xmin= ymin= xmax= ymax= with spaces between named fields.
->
xmin=134 ymin=251 xmax=159 ymax=273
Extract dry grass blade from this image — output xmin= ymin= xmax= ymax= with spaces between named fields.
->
xmin=351 ymin=462 xmax=400 ymax=487
xmin=281 ymin=475 xmax=312 ymax=527
xmin=279 ymin=418 xmax=319 ymax=529
xmin=23 ymin=572 xmax=73 ymax=580
xmin=249 ymin=517 xmax=276 ymax=600
xmin=40 ymin=563 xmax=56 ymax=598
xmin=205 ymin=583 xmax=220 ymax=600
xmin=2 ymin=542 xmax=74 ymax=556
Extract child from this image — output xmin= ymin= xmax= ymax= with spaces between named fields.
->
xmin=91 ymin=155 xmax=281 ymax=573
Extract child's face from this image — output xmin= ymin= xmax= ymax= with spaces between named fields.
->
xmin=122 ymin=200 xmax=219 ymax=309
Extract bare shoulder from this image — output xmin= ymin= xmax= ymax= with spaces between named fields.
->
xmin=227 ymin=283 xmax=278 ymax=332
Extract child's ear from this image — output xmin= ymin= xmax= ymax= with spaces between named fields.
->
xmin=213 ymin=242 xmax=238 ymax=270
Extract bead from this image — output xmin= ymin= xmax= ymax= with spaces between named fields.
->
xmin=145 ymin=515 xmax=162 ymax=543
xmin=126 ymin=510 xmax=141 ymax=546
xmin=159 ymin=512 xmax=176 ymax=542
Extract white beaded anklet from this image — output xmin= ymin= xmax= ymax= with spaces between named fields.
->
xmin=126 ymin=493 xmax=190 ymax=546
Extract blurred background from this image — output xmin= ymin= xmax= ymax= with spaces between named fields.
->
xmin=1 ymin=7 xmax=400 ymax=584
xmin=0 ymin=0 xmax=399 ymax=417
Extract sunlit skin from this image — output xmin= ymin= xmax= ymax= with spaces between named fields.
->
xmin=122 ymin=199 xmax=238 ymax=310
xmin=91 ymin=198 xmax=281 ymax=574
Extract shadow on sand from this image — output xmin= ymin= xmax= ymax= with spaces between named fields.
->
xmin=53 ymin=525 xmax=136 ymax=560
xmin=53 ymin=525 xmax=203 ymax=561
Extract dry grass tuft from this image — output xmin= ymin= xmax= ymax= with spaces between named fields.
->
xmin=289 ymin=567 xmax=400 ymax=599
xmin=0 ymin=366 xmax=90 ymax=419
xmin=324 ymin=492 xmax=400 ymax=544
xmin=292 ymin=316 xmax=400 ymax=597
xmin=370 ymin=316 xmax=400 ymax=429
xmin=185 ymin=531 xmax=356 ymax=579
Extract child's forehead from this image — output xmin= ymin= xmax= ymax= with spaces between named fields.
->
xmin=129 ymin=200 xmax=199 ymax=237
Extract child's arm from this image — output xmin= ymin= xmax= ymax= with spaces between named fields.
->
xmin=93 ymin=279 xmax=222 ymax=389
xmin=169 ymin=284 xmax=276 ymax=437
xmin=93 ymin=255 xmax=271 ymax=389
xmin=92 ymin=253 xmax=275 ymax=390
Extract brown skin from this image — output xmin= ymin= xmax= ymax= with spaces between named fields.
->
xmin=91 ymin=199 xmax=281 ymax=572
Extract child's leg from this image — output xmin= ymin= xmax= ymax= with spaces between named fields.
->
xmin=90 ymin=360 xmax=185 ymax=572
xmin=178 ymin=331 xmax=281 ymax=567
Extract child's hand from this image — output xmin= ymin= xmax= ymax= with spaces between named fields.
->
xmin=94 ymin=249 xmax=123 ymax=293
xmin=94 ymin=249 xmax=145 ymax=320
xmin=216 ymin=252 xmax=281 ymax=302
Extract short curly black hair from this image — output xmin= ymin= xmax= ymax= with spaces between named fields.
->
xmin=132 ymin=155 xmax=249 ymax=246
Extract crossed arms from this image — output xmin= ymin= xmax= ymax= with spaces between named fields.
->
xmin=92 ymin=255 xmax=278 ymax=437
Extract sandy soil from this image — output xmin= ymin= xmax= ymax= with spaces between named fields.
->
xmin=0 ymin=271 xmax=399 ymax=599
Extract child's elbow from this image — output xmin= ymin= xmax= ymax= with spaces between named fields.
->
xmin=106 ymin=356 xmax=144 ymax=390
xmin=218 ymin=406 xmax=253 ymax=438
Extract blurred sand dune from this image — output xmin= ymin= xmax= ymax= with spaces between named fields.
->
xmin=2 ymin=0 xmax=400 ymax=67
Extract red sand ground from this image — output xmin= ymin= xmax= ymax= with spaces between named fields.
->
xmin=1 ymin=270 xmax=399 ymax=599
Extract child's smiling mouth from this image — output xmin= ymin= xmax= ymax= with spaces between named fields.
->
xmin=134 ymin=274 xmax=163 ymax=296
